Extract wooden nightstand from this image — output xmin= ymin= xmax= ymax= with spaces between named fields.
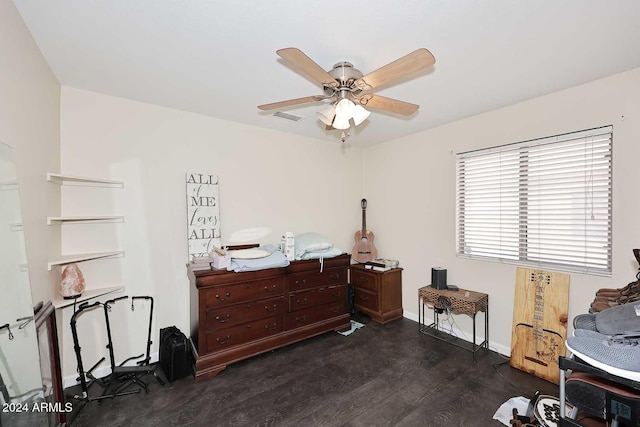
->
xmin=350 ymin=264 xmax=403 ymax=324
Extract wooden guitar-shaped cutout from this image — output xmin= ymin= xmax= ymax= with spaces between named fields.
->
xmin=351 ymin=199 xmax=377 ymax=263
xmin=510 ymin=268 xmax=569 ymax=384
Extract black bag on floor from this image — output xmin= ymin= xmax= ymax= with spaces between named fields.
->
xmin=159 ymin=326 xmax=192 ymax=382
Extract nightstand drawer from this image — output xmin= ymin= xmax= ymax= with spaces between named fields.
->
xmin=354 ymin=288 xmax=378 ymax=311
xmin=351 ymin=269 xmax=378 ymax=292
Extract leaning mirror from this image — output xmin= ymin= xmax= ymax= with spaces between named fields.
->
xmin=0 ymin=140 xmax=48 ymax=426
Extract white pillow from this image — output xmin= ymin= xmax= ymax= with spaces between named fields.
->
xmin=294 ymin=232 xmax=333 ymax=260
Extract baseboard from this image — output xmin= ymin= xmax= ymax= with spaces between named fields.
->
xmin=402 ymin=311 xmax=419 ymax=323
xmin=402 ymin=312 xmax=511 ymax=357
xmin=63 ymin=351 xmax=159 ymax=389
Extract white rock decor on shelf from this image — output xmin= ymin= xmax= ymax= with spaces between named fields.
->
xmin=60 ymin=263 xmax=86 ymax=299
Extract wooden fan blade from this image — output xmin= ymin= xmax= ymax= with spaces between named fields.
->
xmin=277 ymin=48 xmax=338 ymax=89
xmin=358 ymin=95 xmax=419 ymax=116
xmin=258 ymin=96 xmax=323 ymax=111
xmin=354 ymin=48 xmax=435 ymax=91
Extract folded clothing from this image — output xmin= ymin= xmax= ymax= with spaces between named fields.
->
xmin=228 ymin=245 xmax=290 ymax=272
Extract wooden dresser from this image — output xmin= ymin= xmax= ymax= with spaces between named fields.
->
xmin=188 ymin=254 xmax=351 ymax=381
xmin=351 ymin=264 xmax=403 ymax=324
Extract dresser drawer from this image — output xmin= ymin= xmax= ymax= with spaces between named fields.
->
xmin=204 ymin=296 xmax=285 ymax=330
xmin=285 ymin=300 xmax=347 ymax=330
xmin=289 ymin=284 xmax=346 ymax=312
xmin=288 ymin=267 xmax=346 ymax=291
xmin=351 ymin=269 xmax=378 ymax=292
xmin=354 ymin=288 xmax=378 ymax=311
xmin=205 ymin=315 xmax=283 ymax=353
xmin=204 ymin=277 xmax=284 ymax=308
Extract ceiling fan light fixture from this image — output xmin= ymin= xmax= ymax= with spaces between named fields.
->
xmin=331 ymin=115 xmax=350 ymax=130
xmin=317 ymin=104 xmax=336 ymax=126
xmin=351 ymin=104 xmax=371 ymax=126
xmin=334 ymin=98 xmax=355 ymax=120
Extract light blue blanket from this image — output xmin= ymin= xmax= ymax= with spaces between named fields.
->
xmin=228 ymin=245 xmax=290 ymax=272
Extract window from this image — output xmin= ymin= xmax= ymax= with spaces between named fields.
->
xmin=456 ymin=126 xmax=612 ymax=276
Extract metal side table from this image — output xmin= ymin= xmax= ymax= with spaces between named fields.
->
xmin=418 ymin=285 xmax=489 ymax=362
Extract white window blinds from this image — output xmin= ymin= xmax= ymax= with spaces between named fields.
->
xmin=456 ymin=126 xmax=612 ymax=276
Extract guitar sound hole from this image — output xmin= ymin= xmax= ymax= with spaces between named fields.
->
xmin=361 ymin=237 xmax=368 ymax=243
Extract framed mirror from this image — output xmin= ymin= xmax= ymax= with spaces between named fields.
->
xmin=0 ymin=140 xmax=50 ymax=426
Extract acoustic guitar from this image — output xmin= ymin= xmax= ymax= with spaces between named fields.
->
xmin=351 ymin=199 xmax=378 ymax=263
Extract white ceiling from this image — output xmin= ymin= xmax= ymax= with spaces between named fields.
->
xmin=13 ymin=0 xmax=640 ymax=146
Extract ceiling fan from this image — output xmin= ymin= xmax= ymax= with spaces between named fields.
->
xmin=258 ymin=47 xmax=436 ymax=141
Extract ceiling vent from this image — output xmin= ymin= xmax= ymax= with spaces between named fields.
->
xmin=273 ymin=111 xmax=304 ymax=122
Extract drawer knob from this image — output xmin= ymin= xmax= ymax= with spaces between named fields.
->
xmin=330 ymin=274 xmax=339 ymax=280
xmin=360 ymin=295 xmax=369 ymax=301
xmin=296 ymin=315 xmax=307 ymax=322
xmin=295 ymin=279 xmax=306 ymax=286
xmin=264 ymin=285 xmax=277 ymax=292
xmin=359 ymin=277 xmax=368 ymax=283
xmin=215 ymin=292 xmax=231 ymax=301
xmin=216 ymin=335 xmax=231 ymax=345
xmin=215 ymin=314 xmax=231 ymax=323
xmin=265 ymin=304 xmax=278 ymax=312
xmin=264 ymin=323 xmax=278 ymax=331
xmin=296 ymin=297 xmax=308 ymax=305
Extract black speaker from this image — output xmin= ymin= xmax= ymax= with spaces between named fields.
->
xmin=431 ymin=267 xmax=447 ymax=290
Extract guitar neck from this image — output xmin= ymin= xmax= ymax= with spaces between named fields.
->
xmin=361 ymin=208 xmax=366 ymax=234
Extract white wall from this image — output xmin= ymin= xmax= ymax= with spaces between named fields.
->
xmin=59 ymin=87 xmax=364 ymax=379
xmin=364 ymin=67 xmax=640 ymax=354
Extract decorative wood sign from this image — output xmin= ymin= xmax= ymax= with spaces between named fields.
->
xmin=186 ymin=173 xmax=221 ymax=258
xmin=510 ymin=267 xmax=569 ymax=384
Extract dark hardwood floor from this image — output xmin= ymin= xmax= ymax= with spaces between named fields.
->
xmin=64 ymin=316 xmax=557 ymax=427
